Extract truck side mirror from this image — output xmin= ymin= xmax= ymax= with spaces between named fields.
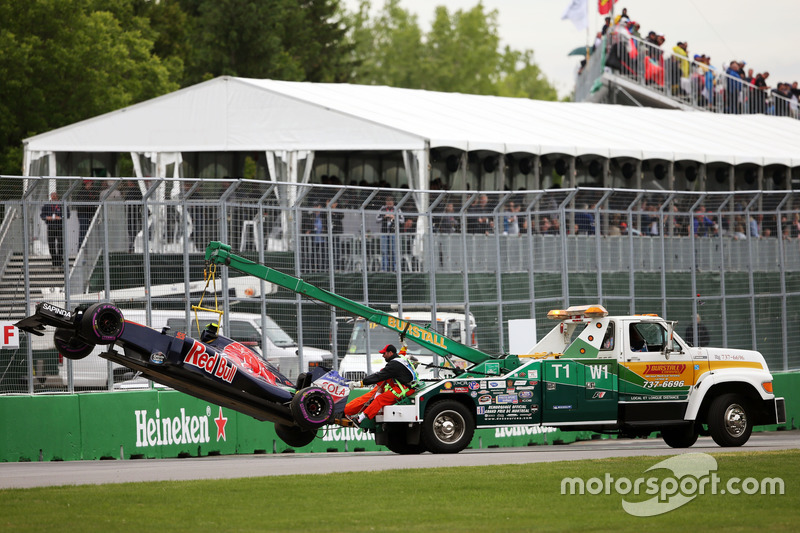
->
xmin=663 ymin=322 xmax=675 ymax=359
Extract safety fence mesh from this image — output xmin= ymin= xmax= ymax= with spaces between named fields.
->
xmin=1 ymin=176 xmax=799 ymax=393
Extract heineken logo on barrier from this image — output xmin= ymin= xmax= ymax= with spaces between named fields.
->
xmin=135 ymin=406 xmax=227 ymax=447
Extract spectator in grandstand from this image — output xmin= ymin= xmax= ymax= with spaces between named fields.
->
xmin=614 ymin=7 xmax=630 ymax=26
xmin=75 ymin=179 xmax=99 ymax=246
xmin=724 ymin=61 xmax=742 ymax=113
xmin=752 ymin=72 xmax=770 ymax=114
xmin=574 ymin=203 xmax=595 ymax=235
xmin=467 ymin=194 xmax=494 ymax=235
xmin=41 ymin=192 xmax=70 ymax=268
xmin=627 ymin=21 xmax=641 ymax=39
xmin=733 ymin=223 xmax=747 ymax=241
xmin=327 ymin=194 xmax=345 ymax=271
xmin=601 ymin=16 xmax=611 ymax=35
xmin=748 ymin=214 xmax=761 ymax=239
xmin=693 ymin=206 xmax=717 ymax=237
xmin=792 ymin=213 xmax=800 ymax=238
xmin=669 ymin=41 xmax=691 ymax=97
xmin=435 ymin=202 xmax=460 ymax=234
xmin=780 ymin=225 xmax=790 ymax=240
xmin=502 ymin=199 xmax=520 ymax=236
xmin=771 ymin=82 xmax=793 ymax=116
xmin=377 ymin=193 xmax=404 ymax=271
xmin=302 ymin=196 xmax=328 ymax=271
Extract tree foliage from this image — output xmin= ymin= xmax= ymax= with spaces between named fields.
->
xmin=344 ymin=0 xmax=557 ymax=100
xmin=0 ymin=0 xmax=181 ymax=174
xmin=1 ymin=0 xmax=557 ymax=175
xmin=183 ymin=0 xmax=352 ymax=84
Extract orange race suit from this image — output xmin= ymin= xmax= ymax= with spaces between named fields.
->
xmin=344 ymin=354 xmax=419 ymax=420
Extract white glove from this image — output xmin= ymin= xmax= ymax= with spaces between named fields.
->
xmin=346 ymin=380 xmax=362 ymax=389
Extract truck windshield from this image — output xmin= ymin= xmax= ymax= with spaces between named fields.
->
xmin=347 ymin=320 xmax=445 ymax=356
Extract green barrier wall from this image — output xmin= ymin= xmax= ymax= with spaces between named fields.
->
xmin=2 ymin=372 xmax=798 ymax=462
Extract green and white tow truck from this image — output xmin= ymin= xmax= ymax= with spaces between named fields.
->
xmin=205 ymin=242 xmax=786 ymax=454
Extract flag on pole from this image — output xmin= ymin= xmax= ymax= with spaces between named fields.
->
xmin=598 ymin=0 xmax=617 ymax=15
xmin=561 ymin=0 xmax=588 ymax=31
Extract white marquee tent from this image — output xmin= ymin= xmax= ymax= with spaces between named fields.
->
xmin=24 ymin=76 xmax=800 ymax=176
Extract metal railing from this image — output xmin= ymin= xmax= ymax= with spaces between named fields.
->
xmin=578 ymin=27 xmax=798 ymax=118
xmin=1 ymin=177 xmax=799 ymax=394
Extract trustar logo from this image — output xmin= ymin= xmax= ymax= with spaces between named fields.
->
xmin=135 ymin=406 xmax=227 ymax=447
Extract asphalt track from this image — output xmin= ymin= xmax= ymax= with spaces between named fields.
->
xmin=2 ymin=431 xmax=798 ymax=489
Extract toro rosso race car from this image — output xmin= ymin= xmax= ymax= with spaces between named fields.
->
xmin=15 ymin=302 xmax=349 ymax=448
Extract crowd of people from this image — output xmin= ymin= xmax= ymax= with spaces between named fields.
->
xmin=595 ymin=7 xmax=799 ymax=117
xmin=429 ymin=193 xmax=800 ymax=243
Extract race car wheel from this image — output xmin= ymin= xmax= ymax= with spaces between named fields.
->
xmin=54 ymin=328 xmax=94 ymax=360
xmin=661 ymin=424 xmax=698 ymax=448
xmin=384 ymin=424 xmax=426 ymax=455
xmin=290 ymin=386 xmax=334 ymax=430
xmin=421 ymin=400 xmax=475 ymax=454
xmin=274 ymin=423 xmax=317 ymax=448
xmin=708 ymin=393 xmax=752 ymax=447
xmin=80 ymin=303 xmax=124 ymax=345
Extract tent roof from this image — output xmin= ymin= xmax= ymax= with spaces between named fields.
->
xmin=24 ymin=76 xmax=800 ymax=166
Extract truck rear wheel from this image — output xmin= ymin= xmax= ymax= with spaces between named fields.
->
xmin=80 ymin=303 xmax=125 ymax=345
xmin=708 ymin=393 xmax=752 ymax=447
xmin=384 ymin=424 xmax=426 ymax=455
xmin=275 ymin=423 xmax=317 ymax=448
xmin=421 ymin=400 xmax=474 ymax=454
xmin=661 ymin=424 xmax=698 ymax=448
xmin=290 ymin=386 xmax=334 ymax=430
xmin=54 ymin=328 xmax=94 ymax=360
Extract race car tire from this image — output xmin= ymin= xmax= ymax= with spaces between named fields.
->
xmin=290 ymin=386 xmax=334 ymax=430
xmin=80 ymin=303 xmax=125 ymax=345
xmin=54 ymin=328 xmax=94 ymax=360
xmin=708 ymin=393 xmax=752 ymax=447
xmin=661 ymin=424 xmax=698 ymax=448
xmin=384 ymin=424 xmax=426 ymax=455
xmin=274 ymin=423 xmax=317 ymax=448
xmin=421 ymin=400 xmax=475 ymax=454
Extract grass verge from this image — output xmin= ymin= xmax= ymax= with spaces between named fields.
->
xmin=1 ymin=450 xmax=797 ymax=532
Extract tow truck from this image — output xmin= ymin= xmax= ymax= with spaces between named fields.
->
xmin=204 ymin=242 xmax=786 ymax=453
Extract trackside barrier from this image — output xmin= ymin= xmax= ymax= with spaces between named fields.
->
xmin=1 ymin=373 xmax=797 ymax=462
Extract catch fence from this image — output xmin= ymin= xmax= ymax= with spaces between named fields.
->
xmin=1 ymin=176 xmax=799 ymax=393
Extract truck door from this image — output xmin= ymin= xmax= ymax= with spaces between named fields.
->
xmin=620 ymin=321 xmax=694 ymax=403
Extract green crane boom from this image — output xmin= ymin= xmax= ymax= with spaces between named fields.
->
xmin=204 ymin=241 xmax=493 ymax=366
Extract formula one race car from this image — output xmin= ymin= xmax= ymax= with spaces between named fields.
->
xmin=15 ymin=302 xmax=350 ymax=448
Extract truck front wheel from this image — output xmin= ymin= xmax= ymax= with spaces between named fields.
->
xmin=708 ymin=394 xmax=752 ymax=447
xmin=422 ymin=400 xmax=474 ymax=454
xmin=661 ymin=424 xmax=698 ymax=448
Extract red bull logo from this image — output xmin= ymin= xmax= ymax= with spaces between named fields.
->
xmin=183 ymin=340 xmax=237 ymax=383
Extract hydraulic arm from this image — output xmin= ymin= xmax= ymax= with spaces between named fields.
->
xmin=204 ymin=241 xmax=492 ymax=366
